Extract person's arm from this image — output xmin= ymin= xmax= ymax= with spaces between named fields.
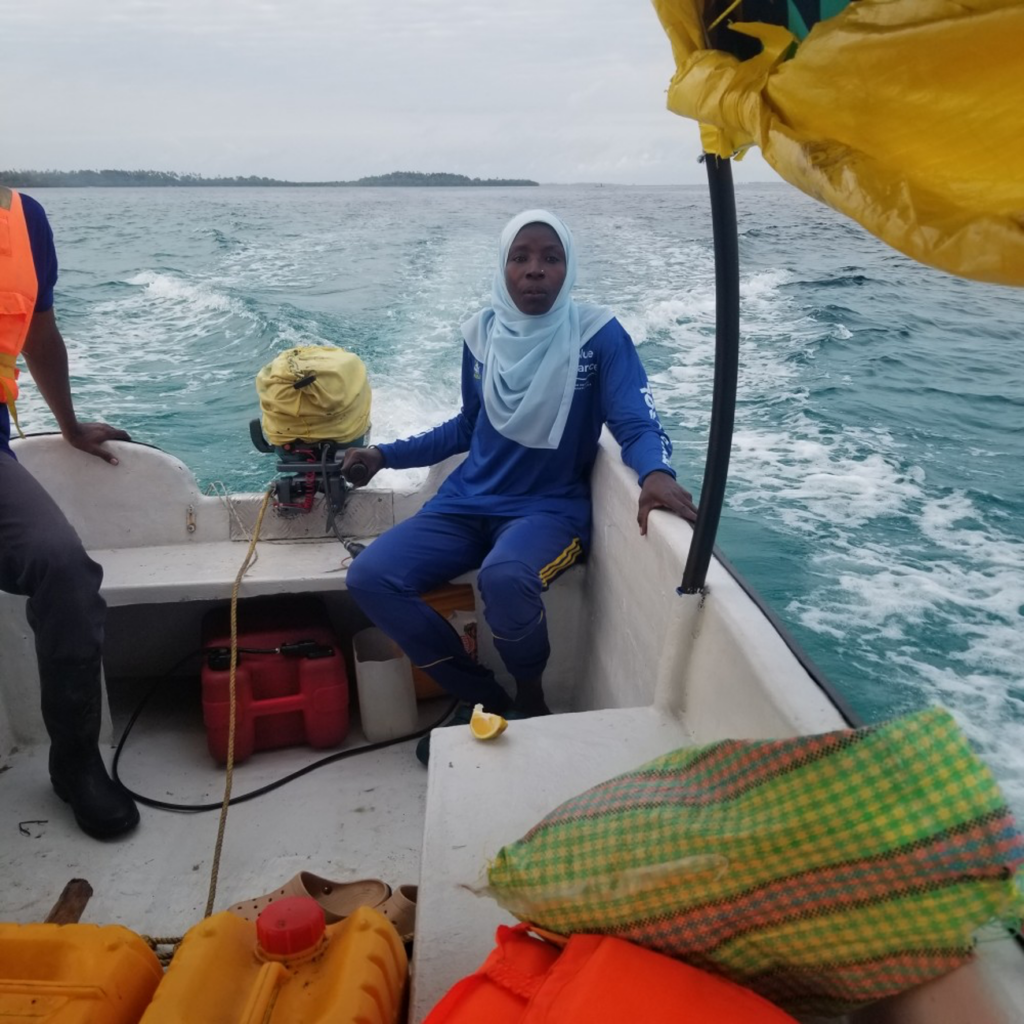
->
xmin=375 ymin=414 xmax=472 ymax=471
xmin=21 ymin=309 xmax=130 ymax=465
xmin=341 ymin=343 xmax=480 ymax=484
xmin=599 ymin=324 xmax=697 ymax=534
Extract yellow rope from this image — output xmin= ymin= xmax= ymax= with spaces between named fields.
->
xmin=141 ymin=935 xmax=182 ymax=967
xmin=707 ymin=0 xmax=745 ymax=31
xmin=203 ymin=485 xmax=275 ymax=919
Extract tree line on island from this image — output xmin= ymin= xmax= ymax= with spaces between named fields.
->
xmin=1 ymin=169 xmax=539 ymax=188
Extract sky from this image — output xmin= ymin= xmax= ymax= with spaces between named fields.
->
xmin=3 ymin=0 xmax=776 ymax=185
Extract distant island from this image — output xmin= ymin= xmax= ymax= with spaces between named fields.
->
xmin=1 ymin=169 xmax=539 ymax=188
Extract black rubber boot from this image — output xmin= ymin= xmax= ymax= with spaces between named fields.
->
xmin=513 ymin=677 xmax=551 ymax=718
xmin=39 ymin=657 xmax=140 ymax=839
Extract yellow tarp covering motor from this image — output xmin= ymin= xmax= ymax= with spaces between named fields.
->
xmin=652 ymin=0 xmax=1024 ymax=288
xmin=256 ymin=346 xmax=371 ymax=446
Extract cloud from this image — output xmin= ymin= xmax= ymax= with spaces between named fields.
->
xmin=3 ymin=0 xmax=777 ymax=184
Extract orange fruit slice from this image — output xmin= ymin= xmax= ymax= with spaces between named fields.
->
xmin=470 ymin=703 xmax=508 ymax=740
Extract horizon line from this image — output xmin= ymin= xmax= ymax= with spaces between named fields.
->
xmin=2 ymin=168 xmax=783 ymax=188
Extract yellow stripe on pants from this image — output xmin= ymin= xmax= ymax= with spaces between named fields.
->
xmin=539 ymin=538 xmax=582 ymax=585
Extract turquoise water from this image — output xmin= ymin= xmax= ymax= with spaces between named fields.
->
xmin=20 ymin=184 xmax=1024 ymax=813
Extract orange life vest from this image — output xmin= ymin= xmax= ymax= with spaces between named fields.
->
xmin=0 ymin=187 xmax=40 ymax=435
xmin=424 ymin=924 xmax=799 ymax=1024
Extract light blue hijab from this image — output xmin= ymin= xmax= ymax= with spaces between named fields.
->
xmin=461 ymin=209 xmax=614 ymax=450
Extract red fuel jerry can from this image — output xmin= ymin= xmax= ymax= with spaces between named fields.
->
xmin=201 ymin=598 xmax=350 ymax=764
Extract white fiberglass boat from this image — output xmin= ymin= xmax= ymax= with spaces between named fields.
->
xmin=2 ymin=0 xmax=1022 ymax=1016
xmin=0 ymin=429 xmax=1021 ymax=1022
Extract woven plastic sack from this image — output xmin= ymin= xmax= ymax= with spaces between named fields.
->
xmin=256 ymin=346 xmax=370 ymax=445
xmin=487 ymin=708 xmax=1024 ymax=1017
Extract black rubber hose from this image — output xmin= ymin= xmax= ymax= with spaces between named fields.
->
xmin=111 ymin=650 xmax=456 ymax=812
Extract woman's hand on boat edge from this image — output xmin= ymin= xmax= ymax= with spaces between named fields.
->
xmin=341 ymin=446 xmax=385 ymax=486
xmin=637 ymin=471 xmax=697 ymax=535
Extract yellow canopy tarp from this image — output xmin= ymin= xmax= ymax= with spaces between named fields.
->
xmin=653 ymin=0 xmax=1024 ymax=287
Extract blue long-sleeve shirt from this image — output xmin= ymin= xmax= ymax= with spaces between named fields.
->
xmin=376 ymin=318 xmax=674 ymax=541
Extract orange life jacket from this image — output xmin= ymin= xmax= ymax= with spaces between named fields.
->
xmin=424 ymin=924 xmax=799 ymax=1024
xmin=0 ymin=187 xmax=40 ymax=435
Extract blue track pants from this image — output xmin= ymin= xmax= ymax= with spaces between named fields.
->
xmin=346 ymin=511 xmax=583 ymax=711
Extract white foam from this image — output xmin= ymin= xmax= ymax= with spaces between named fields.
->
xmin=126 ymin=270 xmax=234 ymax=312
xmin=70 ymin=271 xmax=261 ymax=361
xmin=364 ymin=382 xmax=462 ymax=492
xmin=779 ymin=484 xmax=1024 ymax=813
xmin=728 ymin=428 xmax=925 ymax=529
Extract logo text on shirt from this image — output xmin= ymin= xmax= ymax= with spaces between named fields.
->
xmin=576 ymin=352 xmax=597 ymax=391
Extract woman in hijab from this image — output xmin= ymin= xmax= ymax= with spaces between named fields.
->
xmin=343 ymin=210 xmax=696 ymax=758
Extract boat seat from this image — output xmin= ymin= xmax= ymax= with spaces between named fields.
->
xmin=410 ymin=705 xmax=693 ymax=1022
xmin=88 ymin=539 xmax=358 ymax=606
xmin=4 ymin=437 xmax=386 ymax=605
xmin=5 ymin=437 xmax=587 ymax=606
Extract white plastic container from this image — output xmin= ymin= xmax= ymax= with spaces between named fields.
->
xmin=352 ymin=627 xmax=419 ymax=742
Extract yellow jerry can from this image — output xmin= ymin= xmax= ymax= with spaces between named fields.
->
xmin=0 ymin=922 xmax=163 ymax=1023
xmin=140 ymin=898 xmax=407 ymax=1023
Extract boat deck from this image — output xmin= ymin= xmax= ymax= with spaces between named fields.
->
xmin=0 ymin=681 xmax=441 ymax=937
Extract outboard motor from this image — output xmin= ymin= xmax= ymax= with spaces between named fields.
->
xmin=250 ymin=346 xmax=371 ymax=550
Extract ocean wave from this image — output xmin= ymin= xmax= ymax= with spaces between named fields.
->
xmin=787 ymin=503 xmax=1024 ymax=812
xmin=125 ymin=270 xmax=235 ymax=312
xmin=789 ymin=274 xmax=875 ymax=288
xmin=728 ymin=427 xmax=924 ymax=529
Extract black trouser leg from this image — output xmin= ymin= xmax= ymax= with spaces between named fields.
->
xmin=0 ymin=453 xmax=138 ymax=838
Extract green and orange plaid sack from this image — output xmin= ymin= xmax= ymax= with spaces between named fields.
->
xmin=486 ymin=708 xmax=1024 ymax=1017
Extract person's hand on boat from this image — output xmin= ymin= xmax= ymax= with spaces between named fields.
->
xmin=341 ymin=446 xmax=386 ymax=487
xmin=63 ymin=422 xmax=131 ymax=466
xmin=637 ymin=471 xmax=697 ymax=535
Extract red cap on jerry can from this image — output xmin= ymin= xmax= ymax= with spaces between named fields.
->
xmin=256 ymin=897 xmax=326 ymax=956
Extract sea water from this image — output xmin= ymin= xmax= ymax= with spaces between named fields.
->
xmin=19 ymin=184 xmax=1024 ymax=814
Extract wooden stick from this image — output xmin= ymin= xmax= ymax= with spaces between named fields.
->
xmin=44 ymin=879 xmax=94 ymax=924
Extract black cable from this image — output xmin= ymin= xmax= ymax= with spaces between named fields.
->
xmin=112 ymin=649 xmax=457 ymax=813
xmin=321 ymin=444 xmax=364 ymax=556
xmin=680 ymin=154 xmax=740 ymax=594
xmin=322 ymin=444 xmax=339 ymax=540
